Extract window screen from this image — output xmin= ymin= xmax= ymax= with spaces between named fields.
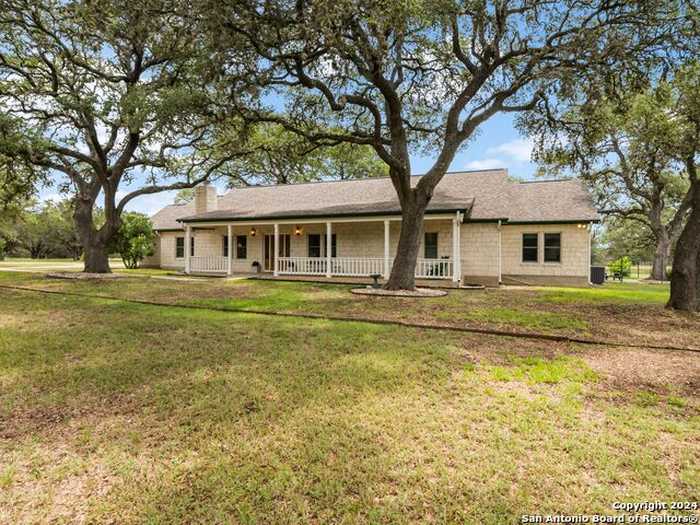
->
xmin=308 ymin=234 xmax=321 ymax=257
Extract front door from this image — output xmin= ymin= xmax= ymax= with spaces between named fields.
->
xmin=264 ymin=234 xmax=291 ymax=272
xmin=264 ymin=235 xmax=274 ymax=272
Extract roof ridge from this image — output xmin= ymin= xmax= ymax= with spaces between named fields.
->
xmin=220 ymin=168 xmax=507 ymax=195
xmin=518 ymin=177 xmax=573 ymax=184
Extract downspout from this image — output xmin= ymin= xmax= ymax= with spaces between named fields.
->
xmin=587 ymin=222 xmax=592 ymax=285
xmin=497 ymin=220 xmax=502 ymax=285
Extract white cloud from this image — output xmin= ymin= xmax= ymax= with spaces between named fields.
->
xmin=464 ymin=158 xmax=506 ymax=170
xmin=39 ymin=192 xmax=64 ymax=203
xmin=486 ymin=138 xmax=533 ymax=162
xmin=123 ymin=190 xmax=179 ymax=216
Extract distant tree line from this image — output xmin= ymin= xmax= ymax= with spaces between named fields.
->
xmin=0 ymin=198 xmax=154 ymax=268
xmin=0 ymin=199 xmax=83 ymax=260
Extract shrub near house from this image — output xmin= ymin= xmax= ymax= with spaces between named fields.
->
xmin=111 ymin=213 xmax=156 ymax=269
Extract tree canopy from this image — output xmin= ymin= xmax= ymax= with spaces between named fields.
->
xmin=0 ymin=0 xmax=255 ymax=271
xmin=524 ymin=71 xmax=691 ymax=280
xmin=222 ymin=124 xmax=388 ymax=186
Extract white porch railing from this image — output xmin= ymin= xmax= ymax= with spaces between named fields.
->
xmin=187 ymin=255 xmax=454 ymax=279
xmin=276 ymin=257 xmax=453 ymax=279
xmin=278 ymin=257 xmax=327 ymax=275
xmin=415 ymin=258 xmax=453 ymax=279
xmin=331 ymin=257 xmax=387 ymax=277
xmin=190 ymin=255 xmax=228 ymax=273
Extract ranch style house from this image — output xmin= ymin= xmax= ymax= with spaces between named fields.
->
xmin=145 ymin=169 xmax=599 ymax=287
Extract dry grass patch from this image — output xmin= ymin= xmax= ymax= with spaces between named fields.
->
xmin=1 ymin=280 xmax=698 ymax=523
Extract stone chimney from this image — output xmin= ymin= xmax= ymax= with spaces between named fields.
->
xmin=194 ymin=183 xmax=218 ymax=214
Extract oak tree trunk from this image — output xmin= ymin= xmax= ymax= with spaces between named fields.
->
xmin=83 ymin=241 xmax=111 ymax=273
xmin=650 ymin=234 xmax=670 ymax=281
xmin=667 ymin=181 xmax=700 ymax=312
xmin=73 ymin=194 xmax=119 ymax=274
xmin=384 ymin=201 xmax=427 ymax=290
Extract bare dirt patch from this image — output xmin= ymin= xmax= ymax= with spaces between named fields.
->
xmin=0 ymin=393 xmax=145 ymax=441
xmin=582 ymin=347 xmax=700 ymax=396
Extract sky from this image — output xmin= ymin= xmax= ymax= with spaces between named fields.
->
xmin=37 ymin=113 xmax=538 ymax=217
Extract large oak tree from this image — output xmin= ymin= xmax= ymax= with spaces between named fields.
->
xmin=666 ymin=63 xmax=700 ymax=311
xmin=526 ymin=77 xmax=691 ymax=282
xmin=207 ymin=0 xmax=667 ymax=289
xmin=0 ymin=0 xmax=254 ymax=272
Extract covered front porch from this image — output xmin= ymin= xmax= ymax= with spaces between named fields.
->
xmin=181 ymin=213 xmax=463 ymax=283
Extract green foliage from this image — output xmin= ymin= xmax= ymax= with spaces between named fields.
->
xmin=174 ymin=189 xmax=194 ymax=204
xmin=4 ymin=199 xmax=84 ymax=260
xmin=0 ymin=276 xmax=696 ymax=522
xmin=601 ymin=218 xmax=655 ymax=263
xmin=488 ymin=356 xmax=597 ymax=385
xmin=609 ymin=256 xmax=633 ymax=278
xmin=524 ymin=58 xmax=698 ymax=284
xmin=110 ymin=213 xmax=155 ymax=269
xmin=220 ymin=123 xmax=388 ymax=186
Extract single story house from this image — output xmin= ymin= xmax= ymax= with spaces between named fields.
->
xmin=145 ymin=169 xmax=599 ymax=286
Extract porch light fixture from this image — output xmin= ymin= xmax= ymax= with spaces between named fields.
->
xmin=250 ymin=227 xmax=257 ymax=237
xmin=294 ymin=225 xmax=303 ymax=236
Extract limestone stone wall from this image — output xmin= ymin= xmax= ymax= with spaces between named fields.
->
xmin=152 ymin=220 xmax=591 ymax=286
xmin=501 ymin=223 xmax=590 ymax=283
xmin=459 ymin=223 xmax=500 ymax=286
xmin=155 ymin=231 xmax=184 ymax=270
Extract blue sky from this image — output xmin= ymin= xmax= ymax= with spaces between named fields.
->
xmin=38 ymin=113 xmax=537 ymax=216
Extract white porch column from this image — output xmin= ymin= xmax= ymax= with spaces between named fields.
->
xmin=273 ymin=223 xmax=280 ymax=276
xmin=227 ymin=224 xmax=233 ymax=276
xmin=325 ymin=221 xmax=332 ymax=278
xmin=383 ymin=220 xmax=390 ymax=278
xmin=451 ymin=216 xmax=459 ymax=283
xmin=184 ymin=225 xmax=191 ymax=274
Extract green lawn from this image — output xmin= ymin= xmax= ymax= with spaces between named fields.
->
xmin=0 ymin=272 xmax=698 ymax=523
xmin=538 ymin=282 xmax=671 ymax=304
xmin=2 ymin=272 xmax=695 ymax=350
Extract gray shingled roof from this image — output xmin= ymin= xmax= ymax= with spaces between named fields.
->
xmin=150 ymin=169 xmax=599 ymax=230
